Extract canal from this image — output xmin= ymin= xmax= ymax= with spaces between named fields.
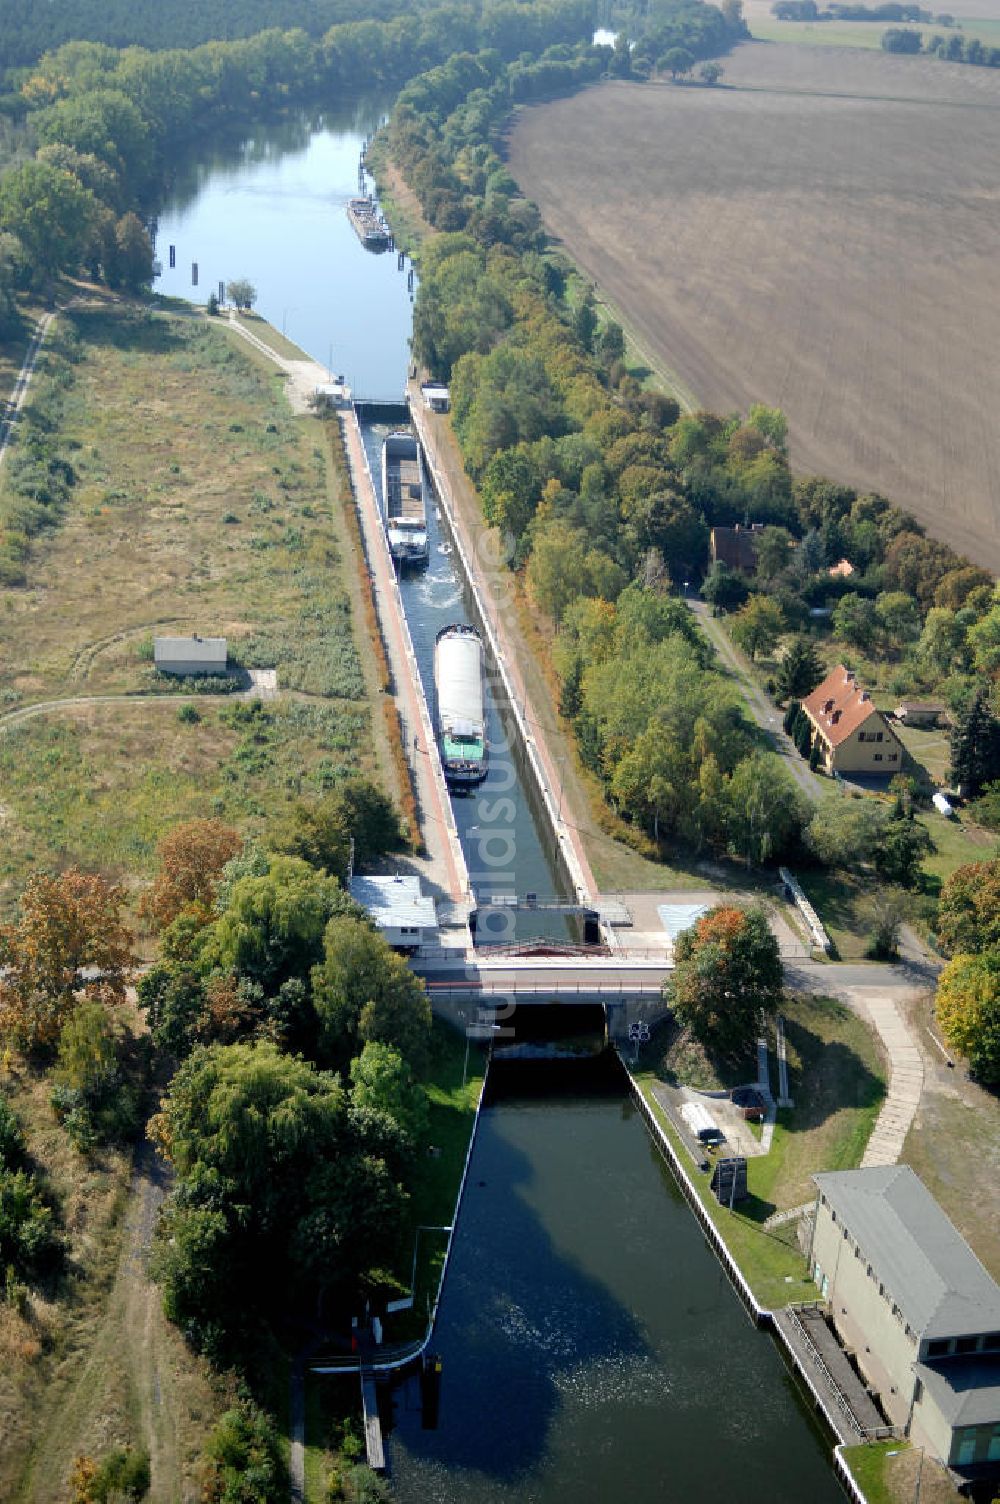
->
xmin=390 ymin=1058 xmax=841 ymax=1503
xmin=153 ymin=108 xmax=844 ymax=1501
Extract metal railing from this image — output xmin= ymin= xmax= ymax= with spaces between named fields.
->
xmin=786 ymin=1306 xmax=894 ymax=1441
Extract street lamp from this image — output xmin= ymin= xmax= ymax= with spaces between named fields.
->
xmin=281 ymin=307 xmax=297 ymax=337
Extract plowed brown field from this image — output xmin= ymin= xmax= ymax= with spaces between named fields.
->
xmin=507 ymin=46 xmax=1000 ymax=571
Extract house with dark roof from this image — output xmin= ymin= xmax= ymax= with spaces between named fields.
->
xmin=809 ymin=1166 xmax=1000 ymax=1482
xmin=801 ymin=665 xmax=903 ymax=776
xmin=709 ymin=523 xmax=763 ymax=574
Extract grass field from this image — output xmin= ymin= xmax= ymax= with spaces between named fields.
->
xmin=507 ymin=46 xmax=1000 ymax=571
xmin=0 ymin=295 xmax=385 ymax=915
xmin=902 ymin=983 xmax=1000 ymax=1279
xmin=842 ymin=1440 xmax=963 ymax=1504
xmin=636 ymin=992 xmax=885 ymax=1306
xmin=743 ymin=0 xmax=1000 ymax=49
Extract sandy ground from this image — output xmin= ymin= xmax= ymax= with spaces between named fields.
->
xmin=507 ymin=47 xmax=1000 ymax=570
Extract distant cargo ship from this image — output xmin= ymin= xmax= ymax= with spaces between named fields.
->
xmin=434 ymin=624 xmax=487 ymax=788
xmin=346 ymin=195 xmax=390 ymax=251
xmin=381 ymin=431 xmax=429 ymax=566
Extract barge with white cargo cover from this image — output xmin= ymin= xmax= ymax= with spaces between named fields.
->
xmin=434 ymin=623 xmax=487 ymax=787
xmin=381 ymin=431 xmax=429 ymax=566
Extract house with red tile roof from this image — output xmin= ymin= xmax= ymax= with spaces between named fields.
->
xmin=802 ymin=665 xmax=904 ymax=776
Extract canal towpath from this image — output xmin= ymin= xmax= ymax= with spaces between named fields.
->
xmin=222 ymin=308 xmax=341 ymax=414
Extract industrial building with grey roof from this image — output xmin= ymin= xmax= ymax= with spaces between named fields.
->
xmin=810 ymin=1165 xmax=1000 ymax=1481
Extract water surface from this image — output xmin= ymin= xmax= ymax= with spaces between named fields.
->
xmin=389 ymin=1065 xmax=842 ymax=1504
xmin=155 ymin=104 xmax=413 ymax=397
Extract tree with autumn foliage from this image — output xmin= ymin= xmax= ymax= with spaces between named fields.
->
xmin=667 ymin=904 xmax=783 ymax=1058
xmin=935 ymin=950 xmax=1000 ymax=1083
xmin=140 ymin=818 xmax=243 ymax=931
xmin=0 ymin=870 xmax=134 ymax=1051
xmin=936 ymin=859 xmax=1000 ymax=956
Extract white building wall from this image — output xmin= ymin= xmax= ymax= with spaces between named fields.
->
xmin=812 ymin=1200 xmax=920 ymax=1433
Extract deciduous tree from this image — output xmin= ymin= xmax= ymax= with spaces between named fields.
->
xmin=667 ymin=905 xmax=783 ymax=1058
xmin=0 ymin=160 xmax=97 ymax=281
xmin=312 ymin=915 xmax=432 ymax=1072
xmin=207 ymin=855 xmax=359 ymax=992
xmin=350 ymin=1041 xmax=429 ymax=1149
xmin=151 ymin=1041 xmax=409 ymax=1344
xmin=935 ymin=950 xmax=1000 ymax=1082
xmin=661 ymin=46 xmax=695 ymax=77
xmin=723 ymin=753 xmax=805 ymax=865
xmin=833 ymin=592 xmax=877 ymax=652
xmin=226 ymin=277 xmax=257 ymax=311
xmin=0 ymin=870 xmax=133 ymax=1050
xmin=729 ymin=595 xmax=785 ymax=660
xmin=141 ymin=818 xmax=243 ymax=931
xmin=936 ymin=860 xmax=1000 ymax=955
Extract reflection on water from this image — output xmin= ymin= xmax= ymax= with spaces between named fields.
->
xmin=388 ymin=1067 xmax=842 ymax=1504
xmin=154 ymin=102 xmax=412 ymax=397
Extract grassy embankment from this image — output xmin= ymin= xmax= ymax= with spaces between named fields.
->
xmin=0 ymin=287 xmax=443 ymax=1495
xmin=634 ymin=993 xmax=885 ymax=1309
xmin=842 ymin=1439 xmax=963 ymax=1504
xmin=303 ymin=1017 xmax=486 ymax=1499
xmin=0 ymin=292 xmax=403 ymax=920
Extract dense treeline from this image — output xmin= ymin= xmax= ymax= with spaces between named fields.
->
xmin=608 ymin=0 xmax=747 ymax=66
xmin=0 ymin=0 xmax=407 ymax=69
xmin=0 ymin=0 xmax=594 ymax=316
xmin=0 ymin=783 xmax=427 ymax=1351
xmin=773 ymin=1 xmax=932 ymax=19
xmin=882 ymin=25 xmax=1000 ymax=62
xmin=392 ymin=20 xmax=996 ymax=863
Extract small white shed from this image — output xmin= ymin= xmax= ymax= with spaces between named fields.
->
xmin=420 ymin=382 xmax=450 ymax=413
xmin=154 ymin=635 xmax=228 ymax=676
xmin=350 ymin=875 xmax=438 ymax=951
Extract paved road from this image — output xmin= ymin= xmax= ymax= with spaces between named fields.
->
xmin=417 ymin=955 xmax=928 ymax=997
xmin=686 ymin=597 xmax=824 ymax=803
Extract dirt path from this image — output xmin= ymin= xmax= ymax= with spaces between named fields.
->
xmin=687 ymin=599 xmax=824 ymax=803
xmin=0 ymin=690 xmax=236 ymax=733
xmin=0 ymin=310 xmax=56 ymax=468
xmin=20 ymin=1139 xmax=215 ymax=1503
xmin=222 ymin=310 xmax=333 ymax=414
